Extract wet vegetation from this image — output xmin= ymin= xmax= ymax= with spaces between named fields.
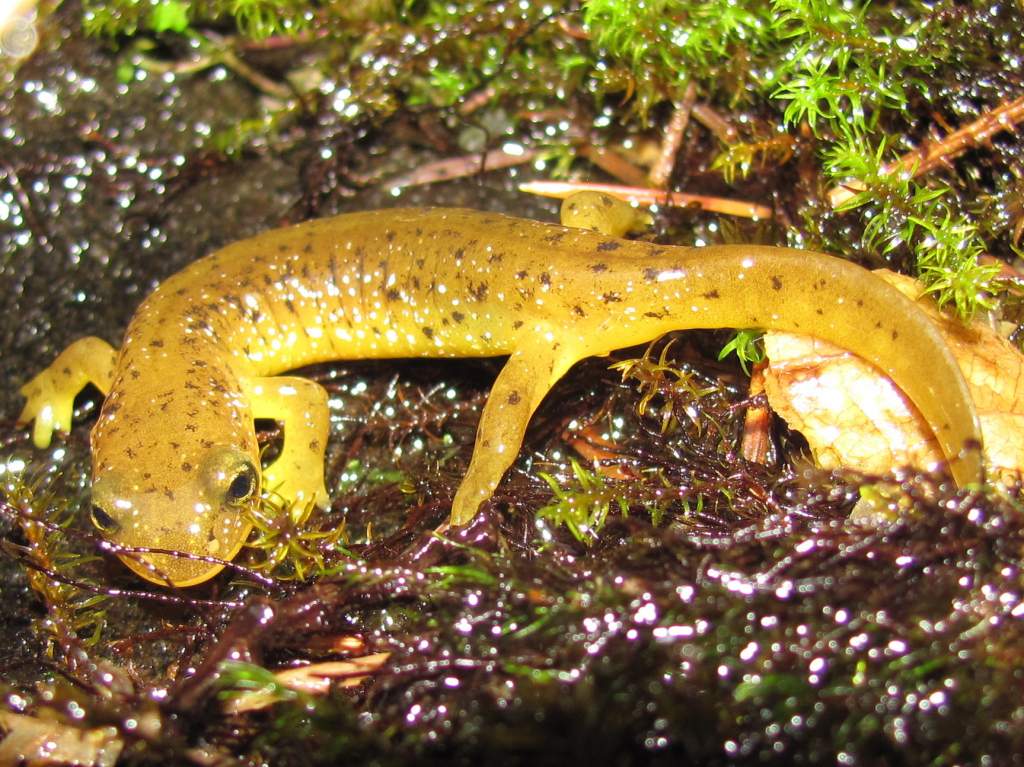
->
xmin=1 ymin=0 xmax=1024 ymax=764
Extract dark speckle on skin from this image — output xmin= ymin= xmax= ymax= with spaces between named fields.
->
xmin=512 ymin=320 xmax=524 ymax=330
xmin=515 ymin=270 xmax=528 ymax=280
xmin=702 ymin=289 xmax=720 ymax=300
xmin=507 ymin=391 xmax=521 ymax=405
xmin=771 ymin=275 xmax=783 ymax=291
xmin=573 ymin=305 xmax=586 ymax=317
xmin=600 ymin=292 xmax=622 ymax=303
xmin=422 ymin=326 xmax=435 ymax=339
xmin=597 ymin=241 xmax=621 ymax=252
xmin=644 ymin=267 xmax=659 ymax=283
xmin=590 ymin=263 xmax=608 ymax=273
xmin=452 ymin=311 xmax=465 ymax=323
xmin=539 ymin=272 xmax=551 ymax=287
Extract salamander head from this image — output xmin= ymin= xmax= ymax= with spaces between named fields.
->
xmin=88 ymin=378 xmax=260 ymax=587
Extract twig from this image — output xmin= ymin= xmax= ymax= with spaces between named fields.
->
xmin=649 ymin=82 xmax=698 ymax=188
xmin=139 ymin=34 xmax=294 ymax=100
xmin=829 ymin=94 xmax=1024 ymax=209
xmin=556 ymin=17 xmax=589 ymax=40
xmin=219 ymin=48 xmax=294 ymax=100
xmin=237 ymin=27 xmax=330 ymax=51
xmin=0 ymin=160 xmax=54 ymax=254
xmin=691 ymin=103 xmax=739 ymax=144
xmin=520 ymin=180 xmax=773 ymax=220
xmin=577 ymin=144 xmax=649 ymax=187
xmin=381 ymin=146 xmax=538 ymax=189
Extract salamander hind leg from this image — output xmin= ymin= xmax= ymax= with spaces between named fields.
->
xmin=243 ymin=375 xmax=330 ymax=518
xmin=18 ymin=337 xmax=117 ymax=448
xmin=449 ymin=345 xmax=576 ymax=527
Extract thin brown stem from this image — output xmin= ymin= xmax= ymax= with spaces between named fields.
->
xmin=649 ymin=81 xmax=698 ymax=188
xmin=382 ymin=147 xmax=539 ymax=188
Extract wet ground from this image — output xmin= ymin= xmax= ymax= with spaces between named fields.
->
xmin=2 ymin=5 xmax=1024 ymax=766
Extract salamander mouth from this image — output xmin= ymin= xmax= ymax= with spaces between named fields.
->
xmin=117 ymin=551 xmax=229 ymax=588
xmin=110 ymin=512 xmax=252 ymax=587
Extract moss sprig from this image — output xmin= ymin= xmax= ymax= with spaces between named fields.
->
xmin=244 ymin=494 xmax=350 ymax=581
xmin=536 ymin=459 xmax=634 ymax=543
xmin=824 ymin=128 xmax=1001 ymax=319
xmin=0 ymin=475 xmax=110 ymax=656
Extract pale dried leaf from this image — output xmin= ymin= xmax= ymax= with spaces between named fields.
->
xmin=762 ymin=270 xmax=1024 ymax=483
xmin=0 ymin=711 xmax=123 ymax=767
xmin=224 ymin=653 xmax=391 ymax=715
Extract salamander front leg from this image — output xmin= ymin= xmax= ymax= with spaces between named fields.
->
xmin=243 ymin=375 xmax=330 ymax=517
xmin=559 ymin=191 xmax=651 ymax=236
xmin=18 ymin=337 xmax=118 ymax=448
xmin=449 ymin=346 xmax=574 ymax=527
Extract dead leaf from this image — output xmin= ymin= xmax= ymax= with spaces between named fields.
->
xmin=224 ymin=653 xmax=391 ymax=715
xmin=0 ymin=711 xmax=123 ymax=767
xmin=762 ymin=270 xmax=1024 ymax=484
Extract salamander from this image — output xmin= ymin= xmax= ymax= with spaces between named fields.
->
xmin=18 ymin=192 xmax=983 ymax=586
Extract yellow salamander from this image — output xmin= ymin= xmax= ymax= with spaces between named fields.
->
xmin=18 ymin=193 xmax=983 ymax=586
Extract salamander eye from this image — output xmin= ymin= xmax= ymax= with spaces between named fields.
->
xmin=90 ymin=504 xmax=120 ymax=534
xmin=225 ymin=464 xmax=257 ymax=504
